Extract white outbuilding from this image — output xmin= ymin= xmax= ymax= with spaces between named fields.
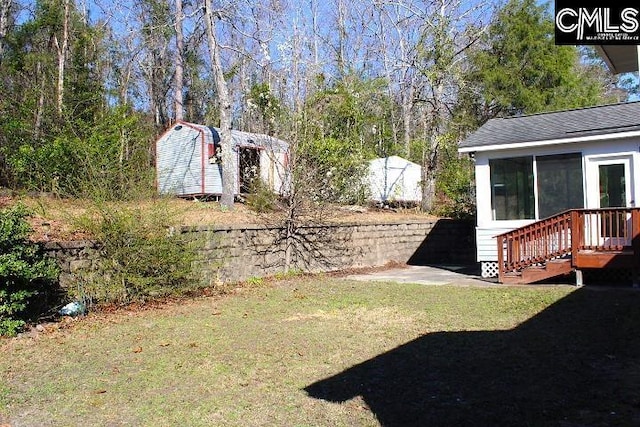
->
xmin=155 ymin=121 xmax=289 ymax=197
xmin=368 ymin=156 xmax=422 ymax=204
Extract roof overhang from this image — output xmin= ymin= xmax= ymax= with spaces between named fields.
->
xmin=458 ymin=129 xmax=640 ymax=154
xmin=595 ymin=45 xmax=639 ymax=74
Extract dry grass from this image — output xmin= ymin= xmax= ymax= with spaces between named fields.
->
xmin=6 ymin=277 xmax=636 ymax=426
xmin=8 ymin=194 xmax=436 ymax=242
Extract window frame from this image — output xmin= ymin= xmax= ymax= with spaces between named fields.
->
xmin=489 ymin=152 xmax=585 ymax=221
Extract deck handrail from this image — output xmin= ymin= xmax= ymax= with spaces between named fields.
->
xmin=496 ymin=211 xmax=573 ymax=281
xmin=497 ymin=208 xmax=640 ymax=282
xmin=572 ymin=208 xmax=635 ymax=251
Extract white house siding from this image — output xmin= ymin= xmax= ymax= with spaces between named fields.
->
xmin=473 ymin=137 xmax=640 ymax=263
xmin=156 ymin=124 xmax=204 ymax=195
xmin=476 ymin=226 xmax=532 ymax=262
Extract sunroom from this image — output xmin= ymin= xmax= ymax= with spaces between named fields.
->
xmin=460 ymin=102 xmax=640 ymax=282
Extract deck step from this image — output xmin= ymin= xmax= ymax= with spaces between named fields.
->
xmin=503 ymin=259 xmax=573 ymax=284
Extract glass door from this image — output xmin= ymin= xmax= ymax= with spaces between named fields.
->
xmin=599 ymin=163 xmax=626 ymax=208
xmin=586 ymin=155 xmax=634 ymax=247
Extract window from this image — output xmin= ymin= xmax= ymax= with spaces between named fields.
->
xmin=489 ymin=153 xmax=585 ymax=221
xmin=536 ymin=153 xmax=584 ymax=219
xmin=490 ymin=157 xmax=534 ymax=220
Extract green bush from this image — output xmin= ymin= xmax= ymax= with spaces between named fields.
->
xmin=0 ymin=204 xmax=59 ymax=336
xmin=245 ymin=179 xmax=278 ymax=213
xmin=434 ymin=143 xmax=476 ymax=219
xmin=8 ymin=108 xmax=155 ymax=201
xmin=74 ymin=201 xmax=201 ymax=305
xmin=298 ymin=137 xmax=369 ymax=204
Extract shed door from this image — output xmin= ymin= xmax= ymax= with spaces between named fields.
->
xmin=239 ymin=147 xmax=260 ymax=194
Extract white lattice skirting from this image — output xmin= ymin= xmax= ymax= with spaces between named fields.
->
xmin=481 ymin=262 xmax=498 ymax=278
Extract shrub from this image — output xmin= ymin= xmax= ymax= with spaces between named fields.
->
xmin=74 ymin=201 xmax=201 ymax=305
xmin=8 ymin=107 xmax=155 ymax=201
xmin=0 ymin=204 xmax=59 ymax=336
xmin=298 ymin=137 xmax=370 ymax=205
xmin=434 ymin=147 xmax=476 ymax=219
xmin=245 ymin=179 xmax=278 ymax=213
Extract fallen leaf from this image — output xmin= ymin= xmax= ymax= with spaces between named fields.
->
xmin=132 ymin=347 xmax=142 ymax=353
xmin=159 ymin=343 xmax=171 ymax=347
xmin=95 ymin=389 xmax=107 ymax=394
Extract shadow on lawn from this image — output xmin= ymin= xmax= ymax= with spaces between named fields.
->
xmin=305 ymin=287 xmax=640 ymax=426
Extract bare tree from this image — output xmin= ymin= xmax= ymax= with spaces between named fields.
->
xmin=174 ymin=0 xmax=185 ymax=121
xmin=135 ymin=0 xmax=173 ymax=129
xmin=0 ymin=0 xmax=11 ymax=60
xmin=415 ymin=0 xmax=489 ymax=211
xmin=369 ymin=0 xmax=488 ymax=211
xmin=204 ymin=0 xmax=234 ymax=209
xmin=53 ymin=0 xmax=70 ymax=115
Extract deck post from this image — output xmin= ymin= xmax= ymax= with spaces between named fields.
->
xmin=632 ymin=209 xmax=640 ymax=287
xmin=575 ymin=269 xmax=583 ymax=287
xmin=497 ymin=234 xmax=505 ymax=284
xmin=570 ymin=210 xmax=580 ymax=267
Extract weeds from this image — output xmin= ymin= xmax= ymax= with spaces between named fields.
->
xmin=73 ymin=200 xmax=202 ymax=305
xmin=245 ymin=179 xmax=278 ymax=213
xmin=245 ymin=276 xmax=265 ymax=287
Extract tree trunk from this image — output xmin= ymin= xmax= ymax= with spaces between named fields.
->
xmin=34 ymin=61 xmax=45 ymax=138
xmin=204 ymin=0 xmax=234 ymax=209
xmin=55 ymin=0 xmax=70 ymax=116
xmin=335 ymin=0 xmax=347 ymax=78
xmin=401 ymin=85 xmax=413 ymax=158
xmin=421 ymin=172 xmax=436 ymax=212
xmin=174 ymin=0 xmax=184 ymax=121
xmin=0 ymin=0 xmax=10 ymax=61
xmin=420 ymin=152 xmax=437 ymax=212
xmin=420 ymin=78 xmax=446 ymax=212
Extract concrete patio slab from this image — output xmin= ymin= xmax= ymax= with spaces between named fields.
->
xmin=345 ymin=265 xmax=496 ymax=286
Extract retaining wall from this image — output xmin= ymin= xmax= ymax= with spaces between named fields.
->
xmin=45 ymin=219 xmax=475 ymax=286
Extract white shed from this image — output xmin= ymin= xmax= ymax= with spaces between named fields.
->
xmin=155 ymin=121 xmax=289 ymax=197
xmin=368 ymin=156 xmax=422 ymax=204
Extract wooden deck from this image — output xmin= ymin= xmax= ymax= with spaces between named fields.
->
xmin=497 ymin=208 xmax=640 ymax=284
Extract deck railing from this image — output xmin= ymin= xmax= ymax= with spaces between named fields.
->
xmin=497 ymin=208 xmax=640 ymax=282
xmin=572 ymin=208 xmax=634 ymax=251
xmin=497 ymin=211 xmax=572 ymax=280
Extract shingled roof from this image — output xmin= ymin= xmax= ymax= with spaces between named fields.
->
xmin=459 ymin=102 xmax=640 ymax=152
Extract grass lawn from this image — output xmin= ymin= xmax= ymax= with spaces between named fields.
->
xmin=2 ymin=278 xmax=640 ymax=426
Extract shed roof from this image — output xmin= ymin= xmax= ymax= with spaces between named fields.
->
xmin=369 ymin=156 xmax=420 ymax=169
xmin=459 ymin=102 xmax=640 ymax=153
xmin=167 ymin=121 xmax=289 ymax=152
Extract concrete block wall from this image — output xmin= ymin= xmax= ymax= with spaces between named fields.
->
xmin=42 ymin=241 xmax=100 ymax=289
xmin=183 ymin=219 xmax=475 ymax=284
xmin=44 ymin=219 xmax=475 ymax=286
